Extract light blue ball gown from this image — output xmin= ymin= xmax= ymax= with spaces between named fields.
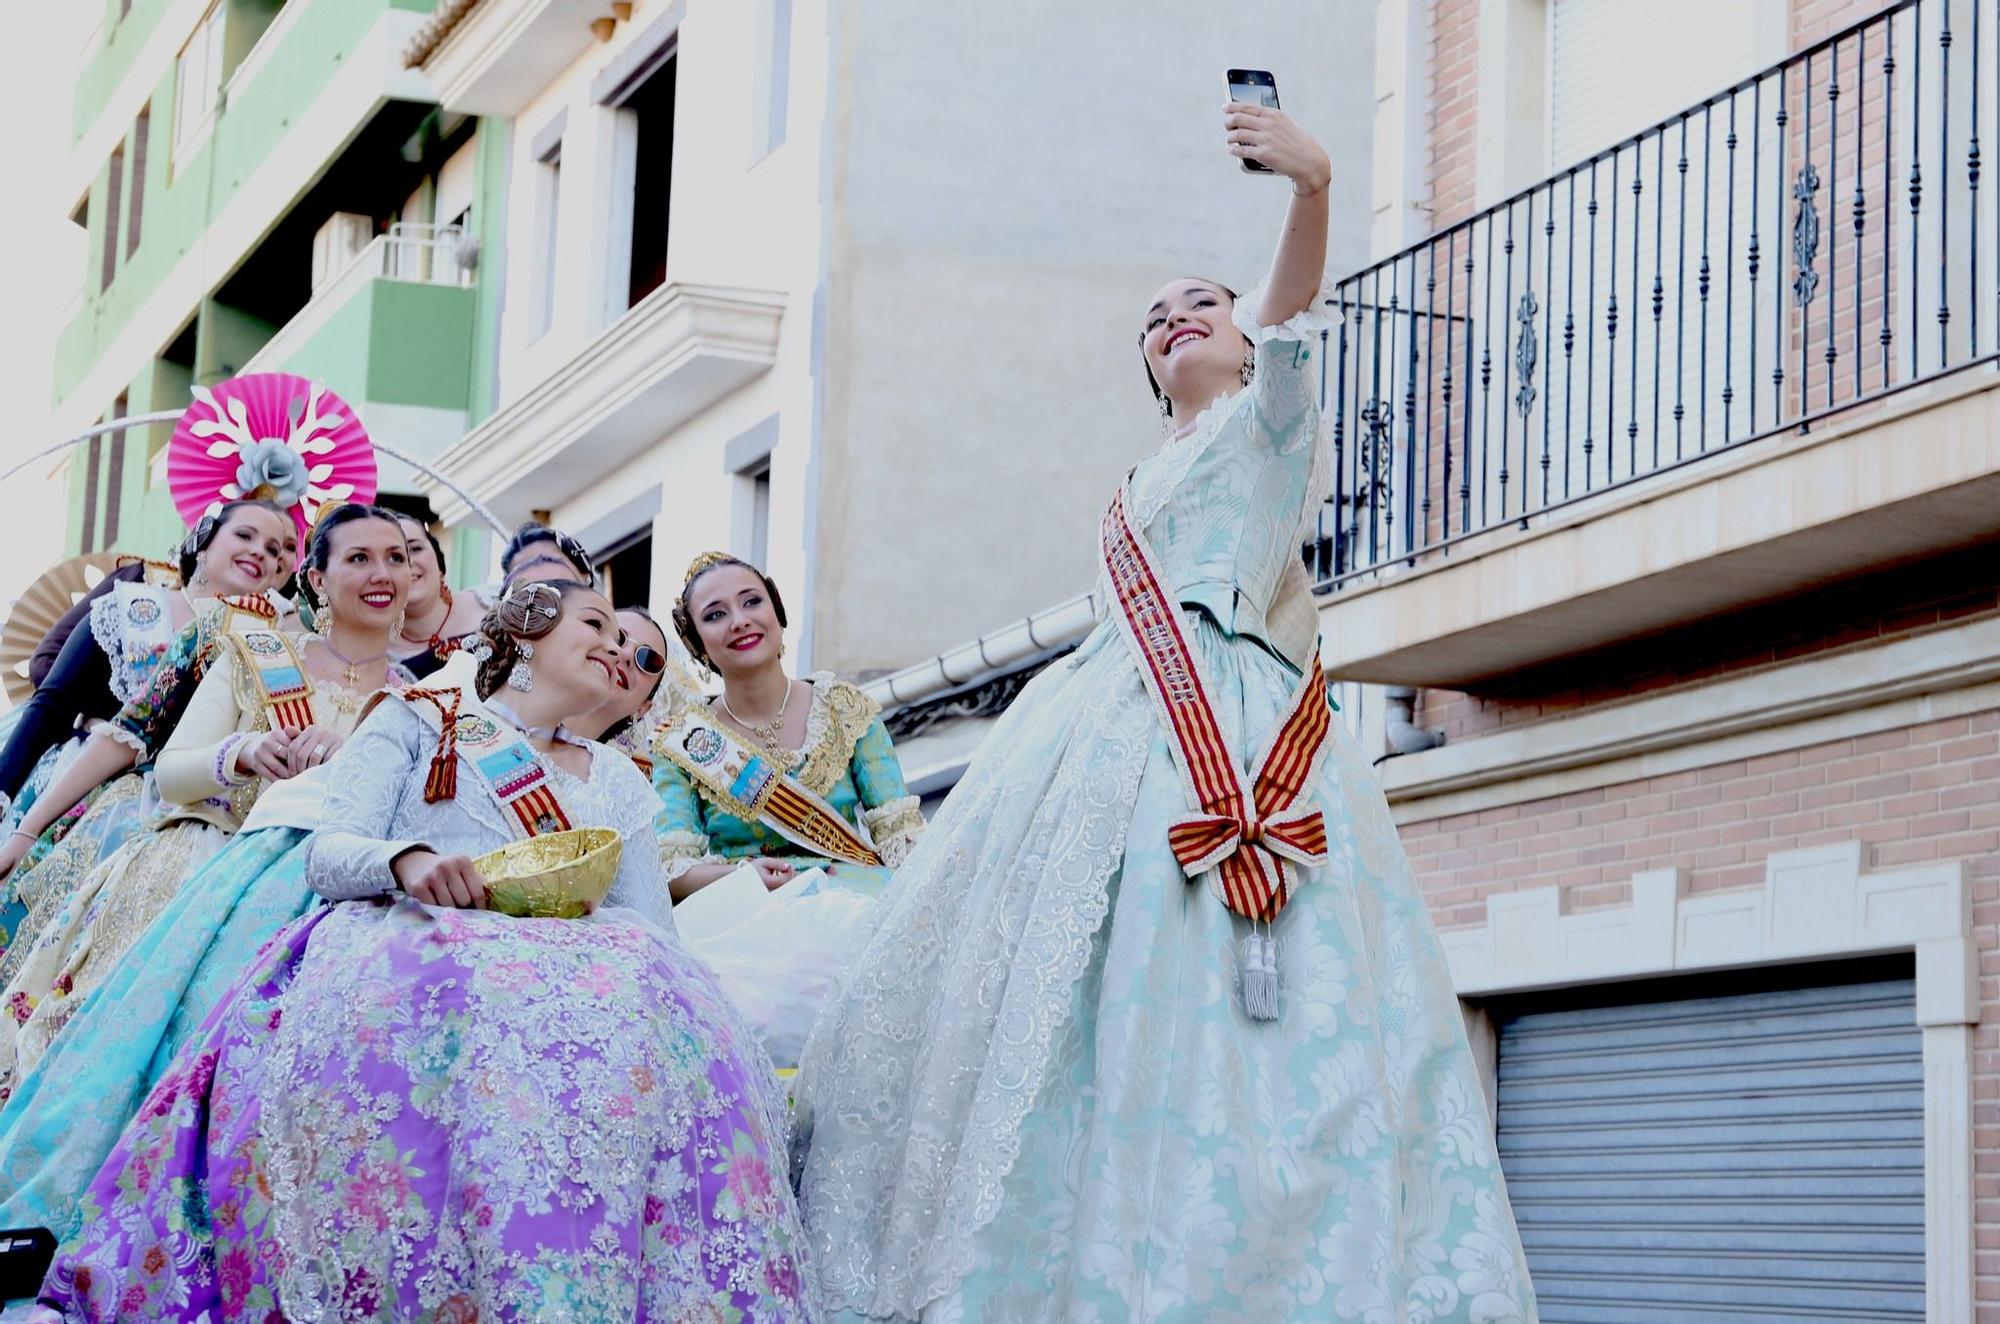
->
xmin=791 ymin=281 xmax=1538 ymax=1322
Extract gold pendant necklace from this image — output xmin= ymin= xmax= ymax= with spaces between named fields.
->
xmin=721 ymin=680 xmax=793 ymax=750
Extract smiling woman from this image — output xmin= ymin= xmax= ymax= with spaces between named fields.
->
xmin=0 ymin=505 xmax=414 ymax=1101
xmin=29 ymin=577 xmax=815 ymax=1320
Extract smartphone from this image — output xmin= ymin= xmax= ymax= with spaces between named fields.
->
xmin=1226 ymin=69 xmax=1281 ymax=173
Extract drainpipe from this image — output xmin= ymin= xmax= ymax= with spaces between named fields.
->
xmin=1381 ymin=685 xmax=1445 ymax=760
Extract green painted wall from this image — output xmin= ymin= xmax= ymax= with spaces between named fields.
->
xmin=467 ymin=118 xmax=512 ymax=424
xmin=73 ymin=0 xmax=175 ymax=148
xmin=276 ymin=279 xmax=476 ymax=411
xmin=56 ymin=0 xmax=437 ymax=409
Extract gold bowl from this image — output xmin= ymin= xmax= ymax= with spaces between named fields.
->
xmin=474 ymin=828 xmax=622 ymax=919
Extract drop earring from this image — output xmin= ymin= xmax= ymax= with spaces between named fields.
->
xmin=507 ymin=641 xmax=536 ymax=693
xmin=1157 ymin=393 xmax=1174 ymax=436
xmin=1240 ymin=344 xmax=1256 ymax=388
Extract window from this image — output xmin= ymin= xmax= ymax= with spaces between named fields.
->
xmin=104 ymin=394 xmax=129 ymax=546
xmin=532 ymin=140 xmax=563 ymax=338
xmin=100 ymin=145 xmax=124 ymax=292
xmin=621 ymin=53 xmax=676 ymax=308
xmin=753 ymin=0 xmax=792 ymax=159
xmin=174 ymin=2 xmax=227 ymax=160
xmin=746 ymin=464 xmax=771 ymax=569
xmin=126 ymin=106 xmax=149 ymax=258
xmin=599 ymin=528 xmax=655 ymax=610
xmin=79 ymin=425 xmax=105 ymax=553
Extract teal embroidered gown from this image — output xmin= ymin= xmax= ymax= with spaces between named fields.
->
xmin=653 ymin=675 xmax=923 ymax=1067
xmin=791 ymin=283 xmax=1538 ymax=1322
xmin=651 ymin=673 xmax=924 ymax=897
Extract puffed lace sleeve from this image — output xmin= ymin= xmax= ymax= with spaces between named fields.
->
xmin=599 ymin=749 xmax=676 ymax=932
xmin=651 ymin=751 xmax=721 ymax=885
xmin=851 ymin=718 xmax=924 ymax=866
xmin=307 ymin=698 xmax=430 ymax=900
xmin=1231 ymin=271 xmax=1342 ymax=426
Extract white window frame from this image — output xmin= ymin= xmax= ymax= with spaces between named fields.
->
xmin=172 ymin=1 xmax=227 ymax=170
xmin=752 ymin=0 xmax=793 ymax=162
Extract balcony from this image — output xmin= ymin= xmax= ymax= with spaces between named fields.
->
xmin=409 ymin=0 xmax=611 ymax=116
xmin=155 ymin=226 xmax=479 ymax=493
xmin=417 ymin=281 xmax=785 ymax=526
xmin=1311 ymin=0 xmax=2000 ymax=688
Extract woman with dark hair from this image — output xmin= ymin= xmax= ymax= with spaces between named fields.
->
xmin=0 ymin=506 xmax=422 ymax=1238
xmin=0 ymin=503 xmax=414 ymax=1096
xmin=0 ymin=500 xmax=290 ymax=823
xmin=500 ymin=519 xmax=594 ymax=585
xmin=650 ymin=552 xmax=921 ymax=1067
xmin=0 ymin=510 xmax=422 ymax=1248
xmin=581 ymin=606 xmax=686 ymax=760
xmin=0 ymin=502 xmax=292 ymax=979
xmin=33 ymin=580 xmax=812 ymax=1321
xmin=390 ymin=513 xmax=484 ymax=677
xmin=656 ymin=552 xmax=922 ymax=900
xmin=790 ymin=108 xmax=1535 ymax=1321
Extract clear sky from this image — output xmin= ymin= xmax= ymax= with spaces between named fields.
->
xmin=0 ymin=6 xmax=100 ymax=711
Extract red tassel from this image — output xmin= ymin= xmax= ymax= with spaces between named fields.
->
xmin=402 ymin=688 xmax=462 ymax=803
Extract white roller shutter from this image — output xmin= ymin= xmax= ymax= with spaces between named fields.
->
xmin=1550 ymin=0 xmax=1767 ymax=170
xmin=1495 ymin=969 xmax=1924 ymax=1321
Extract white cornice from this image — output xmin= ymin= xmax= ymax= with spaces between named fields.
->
xmin=417 ymin=281 xmax=785 ymax=525
xmin=1382 ymin=613 xmax=2000 ymax=821
xmin=421 ymin=0 xmax=607 ymax=117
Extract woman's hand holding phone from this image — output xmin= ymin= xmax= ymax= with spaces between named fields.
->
xmin=1224 ymin=103 xmax=1331 ymax=197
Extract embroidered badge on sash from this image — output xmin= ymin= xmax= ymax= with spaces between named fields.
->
xmin=452 ymin=708 xmax=574 ymax=837
xmin=233 ymin=626 xmax=317 ymax=730
xmin=660 ymin=715 xmax=882 ymax=867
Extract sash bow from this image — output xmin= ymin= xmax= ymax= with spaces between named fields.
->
xmin=1167 ymin=804 xmax=1330 ymax=880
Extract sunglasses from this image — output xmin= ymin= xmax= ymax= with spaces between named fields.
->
xmin=632 ymin=644 xmax=668 ymax=676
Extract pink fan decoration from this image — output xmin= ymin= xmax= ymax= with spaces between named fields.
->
xmin=167 ymin=373 xmax=377 ymax=542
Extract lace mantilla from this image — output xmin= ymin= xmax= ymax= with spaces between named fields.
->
xmin=89 ymin=583 xmax=178 ymax=707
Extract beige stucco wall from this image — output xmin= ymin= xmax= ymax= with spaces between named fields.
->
xmin=813 ymin=0 xmax=1377 ymax=675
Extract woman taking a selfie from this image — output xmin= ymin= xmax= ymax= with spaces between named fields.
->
xmin=34 ymin=579 xmax=811 ymax=1322
xmin=792 ymin=101 xmax=1536 ymax=1320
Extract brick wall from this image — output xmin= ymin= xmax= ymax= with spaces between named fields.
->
xmin=1793 ymin=0 xmax=1894 ymax=49
xmin=1396 ymin=703 xmax=2000 ymax=1311
xmin=1427 ymin=0 xmax=1480 ymax=228
xmin=1415 ymin=541 xmax=2000 ymax=743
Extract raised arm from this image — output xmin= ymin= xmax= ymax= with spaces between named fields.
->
xmin=1223 ymin=103 xmax=1332 ymax=327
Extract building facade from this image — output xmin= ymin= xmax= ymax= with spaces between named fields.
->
xmin=51 ymin=0 xmax=503 ymax=572
xmin=881 ymin=0 xmax=2000 ymax=1317
xmin=407 ymin=0 xmax=1379 ymax=660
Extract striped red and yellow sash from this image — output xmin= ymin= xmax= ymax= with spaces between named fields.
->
xmin=657 ymin=713 xmax=884 ymax=867
xmin=397 ymin=687 xmax=577 ymax=839
xmin=1100 ymin=486 xmax=1333 ymax=929
xmin=228 ymin=623 xmax=318 ymax=731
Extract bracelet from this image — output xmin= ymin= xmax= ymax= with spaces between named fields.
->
xmin=9 ymin=828 xmax=37 ymax=843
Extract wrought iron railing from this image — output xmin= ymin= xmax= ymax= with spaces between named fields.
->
xmin=1307 ymin=0 xmax=1997 ymax=590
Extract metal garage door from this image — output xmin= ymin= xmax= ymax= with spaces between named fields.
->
xmin=1495 ymin=967 xmax=1924 ymax=1322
